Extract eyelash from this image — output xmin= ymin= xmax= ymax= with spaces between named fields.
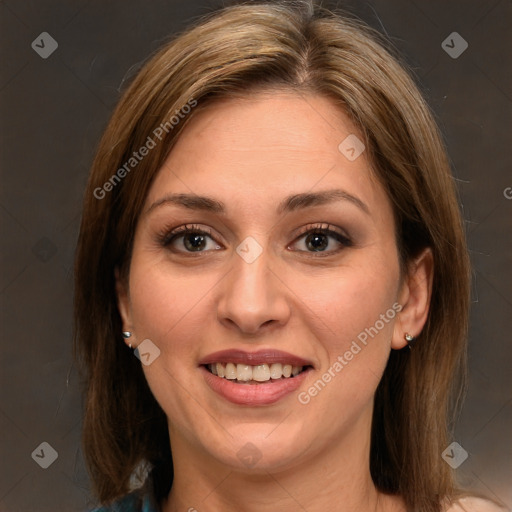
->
xmin=158 ymin=223 xmax=352 ymax=256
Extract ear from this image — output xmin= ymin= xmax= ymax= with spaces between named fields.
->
xmin=392 ymin=248 xmax=434 ymax=350
xmin=115 ymin=267 xmax=134 ymax=338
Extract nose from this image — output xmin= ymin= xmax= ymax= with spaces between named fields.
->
xmin=216 ymin=246 xmax=291 ymax=336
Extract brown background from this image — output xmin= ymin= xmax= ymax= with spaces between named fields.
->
xmin=0 ymin=0 xmax=511 ymax=510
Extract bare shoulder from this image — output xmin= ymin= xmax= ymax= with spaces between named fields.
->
xmin=444 ymin=496 xmax=509 ymax=512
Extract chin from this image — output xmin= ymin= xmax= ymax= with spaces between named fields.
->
xmin=203 ymin=426 xmax=311 ymax=474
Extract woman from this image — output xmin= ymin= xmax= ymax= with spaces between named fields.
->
xmin=74 ymin=1 xmax=506 ymax=511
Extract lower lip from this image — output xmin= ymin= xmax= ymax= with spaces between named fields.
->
xmin=200 ymin=366 xmax=311 ymax=406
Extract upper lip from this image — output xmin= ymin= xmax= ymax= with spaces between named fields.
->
xmin=199 ymin=349 xmax=314 ymax=368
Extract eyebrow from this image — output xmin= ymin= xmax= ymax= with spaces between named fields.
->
xmin=144 ymin=189 xmax=370 ymax=216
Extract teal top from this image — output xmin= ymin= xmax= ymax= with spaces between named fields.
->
xmin=91 ymin=488 xmax=159 ymax=512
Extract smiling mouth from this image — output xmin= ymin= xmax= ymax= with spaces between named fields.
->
xmin=204 ymin=362 xmax=311 ymax=384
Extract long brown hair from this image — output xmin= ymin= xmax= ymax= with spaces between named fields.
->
xmin=74 ymin=2 xmax=471 ymax=510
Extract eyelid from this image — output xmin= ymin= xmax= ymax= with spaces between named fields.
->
xmin=159 ymin=223 xmax=215 ymax=245
xmin=291 ymin=223 xmax=351 ymax=242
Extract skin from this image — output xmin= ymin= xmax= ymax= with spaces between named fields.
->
xmin=117 ymin=92 xmax=433 ymax=512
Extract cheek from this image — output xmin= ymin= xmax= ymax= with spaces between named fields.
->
xmin=128 ymin=255 xmax=216 ymax=345
xmin=126 ymin=255 xmax=215 ymax=421
xmin=296 ymin=257 xmax=400 ymax=357
xmin=293 ymin=268 xmax=399 ymax=414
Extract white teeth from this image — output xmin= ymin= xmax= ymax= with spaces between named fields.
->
xmin=207 ymin=362 xmax=304 ymax=382
xmin=225 ymin=363 xmax=237 ymax=380
xmin=237 ymin=364 xmax=252 ymax=381
xmin=252 ymin=364 xmax=270 ymax=382
xmin=269 ymin=363 xmax=283 ymax=379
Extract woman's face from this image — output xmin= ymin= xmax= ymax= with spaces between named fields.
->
xmin=118 ymin=92 xmax=412 ymax=474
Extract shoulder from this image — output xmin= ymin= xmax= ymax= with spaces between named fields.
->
xmin=90 ymin=493 xmax=139 ymax=512
xmin=90 ymin=489 xmax=158 ymax=512
xmin=444 ymin=496 xmax=509 ymax=512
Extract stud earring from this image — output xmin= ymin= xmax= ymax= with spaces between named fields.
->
xmin=122 ymin=331 xmax=132 ymax=348
xmin=405 ymin=333 xmax=417 ymax=349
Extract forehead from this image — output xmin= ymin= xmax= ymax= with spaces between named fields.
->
xmin=145 ymin=92 xmax=387 ymax=217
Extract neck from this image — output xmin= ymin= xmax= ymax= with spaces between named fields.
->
xmin=161 ymin=408 xmax=403 ymax=512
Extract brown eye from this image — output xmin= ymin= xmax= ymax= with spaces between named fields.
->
xmin=290 ymin=225 xmax=352 ymax=254
xmin=180 ymin=232 xmax=209 ymax=252
xmin=160 ymin=225 xmax=222 ymax=253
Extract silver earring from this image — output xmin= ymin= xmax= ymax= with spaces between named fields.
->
xmin=405 ymin=333 xmax=417 ymax=349
xmin=122 ymin=331 xmax=132 ymax=348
